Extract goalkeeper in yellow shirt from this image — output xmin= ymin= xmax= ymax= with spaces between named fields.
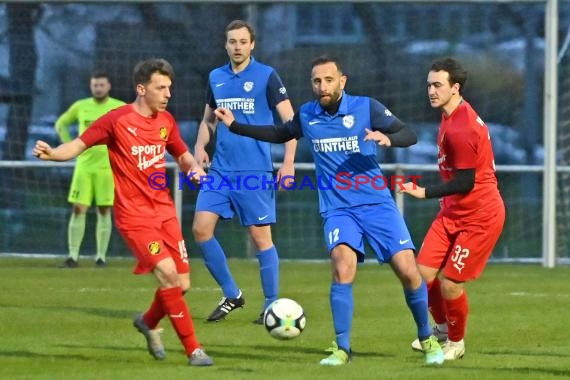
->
xmin=55 ymin=71 xmax=124 ymax=268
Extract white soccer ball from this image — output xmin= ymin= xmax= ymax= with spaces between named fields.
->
xmin=263 ymin=298 xmax=306 ymax=340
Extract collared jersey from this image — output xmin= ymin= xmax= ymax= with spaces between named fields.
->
xmin=437 ymin=100 xmax=502 ymax=218
xmin=55 ymin=97 xmax=124 ymax=168
xmin=207 ymin=57 xmax=289 ymax=171
xmin=79 ymin=104 xmax=188 ymax=229
xmin=285 ymin=92 xmax=399 ymax=214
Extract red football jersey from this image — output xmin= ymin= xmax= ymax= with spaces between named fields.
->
xmin=80 ymin=104 xmax=188 ymax=229
xmin=436 ymin=100 xmax=503 ymax=218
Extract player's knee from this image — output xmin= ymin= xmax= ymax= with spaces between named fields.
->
xmin=72 ymin=204 xmax=88 ymax=214
xmin=154 ymin=267 xmax=181 ymax=289
xmin=249 ymin=226 xmax=273 ymax=248
xmin=440 ymin=277 xmax=464 ymax=298
xmin=192 ymin=224 xmax=209 ymax=241
xmin=159 ymin=276 xmax=181 ymax=289
xmin=97 ymin=206 xmax=112 ymax=215
xmin=250 ymin=236 xmax=274 ymax=251
xmin=395 ymin=265 xmax=423 ymax=289
xmin=192 ymin=218 xmax=216 ymax=241
xmin=332 ymin=262 xmax=357 ymax=283
xmin=179 ymin=277 xmax=191 ymax=293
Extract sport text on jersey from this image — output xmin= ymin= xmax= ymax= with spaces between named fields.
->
xmin=312 ymin=136 xmax=360 ymax=154
xmin=131 ymin=145 xmax=165 ymax=170
xmin=216 ymin=97 xmax=255 ymax=115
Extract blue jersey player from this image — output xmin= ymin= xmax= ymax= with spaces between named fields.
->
xmin=193 ymin=20 xmax=297 ymax=324
xmin=214 ymin=56 xmax=444 ymax=366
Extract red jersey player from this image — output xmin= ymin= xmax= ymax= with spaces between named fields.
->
xmin=399 ymin=58 xmax=505 ymax=360
xmin=33 ymin=58 xmax=213 ymax=366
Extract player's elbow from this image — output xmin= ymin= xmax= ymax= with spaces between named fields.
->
xmin=457 ymin=182 xmax=474 ymax=195
xmin=457 ymin=176 xmax=475 ymax=195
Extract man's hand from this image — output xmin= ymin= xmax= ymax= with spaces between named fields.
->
xmin=397 ymin=182 xmax=426 ymax=199
xmin=193 ymin=145 xmax=210 ymax=169
xmin=33 ymin=140 xmax=54 ymax=160
xmin=213 ymin=108 xmax=236 ymax=127
xmin=276 ymin=161 xmax=295 ymax=190
xmin=363 ymin=128 xmax=391 ymax=147
xmin=187 ymin=165 xmax=207 ymax=185
xmin=33 ymin=138 xmax=86 ymax=161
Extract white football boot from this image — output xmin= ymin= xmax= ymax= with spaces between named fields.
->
xmin=442 ymin=339 xmax=466 ymax=360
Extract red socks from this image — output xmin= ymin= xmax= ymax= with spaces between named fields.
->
xmin=428 ymin=279 xmax=469 ymax=341
xmin=143 ymin=288 xmax=165 ymax=329
xmin=158 ymin=286 xmax=200 ymax=355
xmin=445 ymin=291 xmax=469 ymax=342
xmin=427 ymin=278 xmax=447 ymax=325
xmin=145 ymin=286 xmax=201 ymax=356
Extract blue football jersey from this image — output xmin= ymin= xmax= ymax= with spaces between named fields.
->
xmin=286 ymin=92 xmax=399 ymax=213
xmin=207 ymin=57 xmax=289 ymax=171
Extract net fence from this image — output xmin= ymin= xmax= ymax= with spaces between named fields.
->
xmin=0 ymin=1 xmax=568 ymax=263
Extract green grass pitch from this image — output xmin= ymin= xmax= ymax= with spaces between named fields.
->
xmin=1 ymin=257 xmax=569 ymax=380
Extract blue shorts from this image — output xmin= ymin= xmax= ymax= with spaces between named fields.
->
xmin=322 ymin=202 xmax=415 ymax=263
xmin=195 ymin=169 xmax=276 ymax=226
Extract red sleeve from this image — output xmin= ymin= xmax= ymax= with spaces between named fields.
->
xmin=165 ymin=112 xmax=189 ymax=158
xmin=445 ymin=117 xmax=479 ymax=170
xmin=79 ymin=111 xmax=114 ymax=147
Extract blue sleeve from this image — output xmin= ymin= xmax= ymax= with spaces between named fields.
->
xmin=369 ymin=98 xmax=398 ymax=132
xmin=266 ymin=70 xmax=290 ymax=109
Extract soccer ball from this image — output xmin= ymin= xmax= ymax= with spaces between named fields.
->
xmin=263 ymin=298 xmax=306 ymax=340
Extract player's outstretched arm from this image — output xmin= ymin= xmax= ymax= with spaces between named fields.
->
xmin=398 ymin=168 xmax=475 ymax=199
xmin=214 ymin=108 xmax=295 ymax=144
xmin=364 ymin=128 xmax=392 ymax=147
xmin=33 ymin=138 xmax=87 ymax=161
xmin=364 ymin=117 xmax=417 ymax=148
xmin=397 ymin=182 xmax=426 ymax=199
xmin=275 ymin=99 xmax=297 ymax=190
xmin=194 ymin=105 xmax=217 ymax=168
xmin=176 ymin=151 xmax=206 ymax=184
xmin=213 ymin=107 xmax=235 ymax=127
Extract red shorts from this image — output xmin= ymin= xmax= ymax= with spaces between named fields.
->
xmin=119 ymin=217 xmax=190 ymax=275
xmin=417 ymin=204 xmax=505 ymax=282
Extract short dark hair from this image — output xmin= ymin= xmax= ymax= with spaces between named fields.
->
xmin=430 ymin=58 xmax=467 ymax=93
xmin=90 ymin=71 xmax=109 ymax=81
xmin=311 ymin=55 xmax=343 ymax=74
xmin=132 ymin=58 xmax=174 ymax=87
xmin=225 ymin=19 xmax=255 ymax=42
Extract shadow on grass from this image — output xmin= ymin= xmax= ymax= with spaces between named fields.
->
xmin=0 ymin=303 xmax=137 ymax=319
xmin=57 ymin=343 xmax=146 ymax=354
xmin=0 ymin=350 xmax=92 ymax=360
xmin=204 ymin=342 xmax=394 ymax=362
xmin=0 ymin=349 xmax=143 ymax=364
xmin=450 ymin=364 xmax=570 ymax=378
xmin=482 ymin=349 xmax=570 ymax=359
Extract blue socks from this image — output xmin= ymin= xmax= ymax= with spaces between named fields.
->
xmin=197 ymin=237 xmax=240 ymax=299
xmin=256 ymin=246 xmax=279 ymax=310
xmin=331 ymin=282 xmax=353 ymax=352
xmin=198 ymin=238 xmax=280 ymax=310
xmin=404 ymin=280 xmax=431 ymax=340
